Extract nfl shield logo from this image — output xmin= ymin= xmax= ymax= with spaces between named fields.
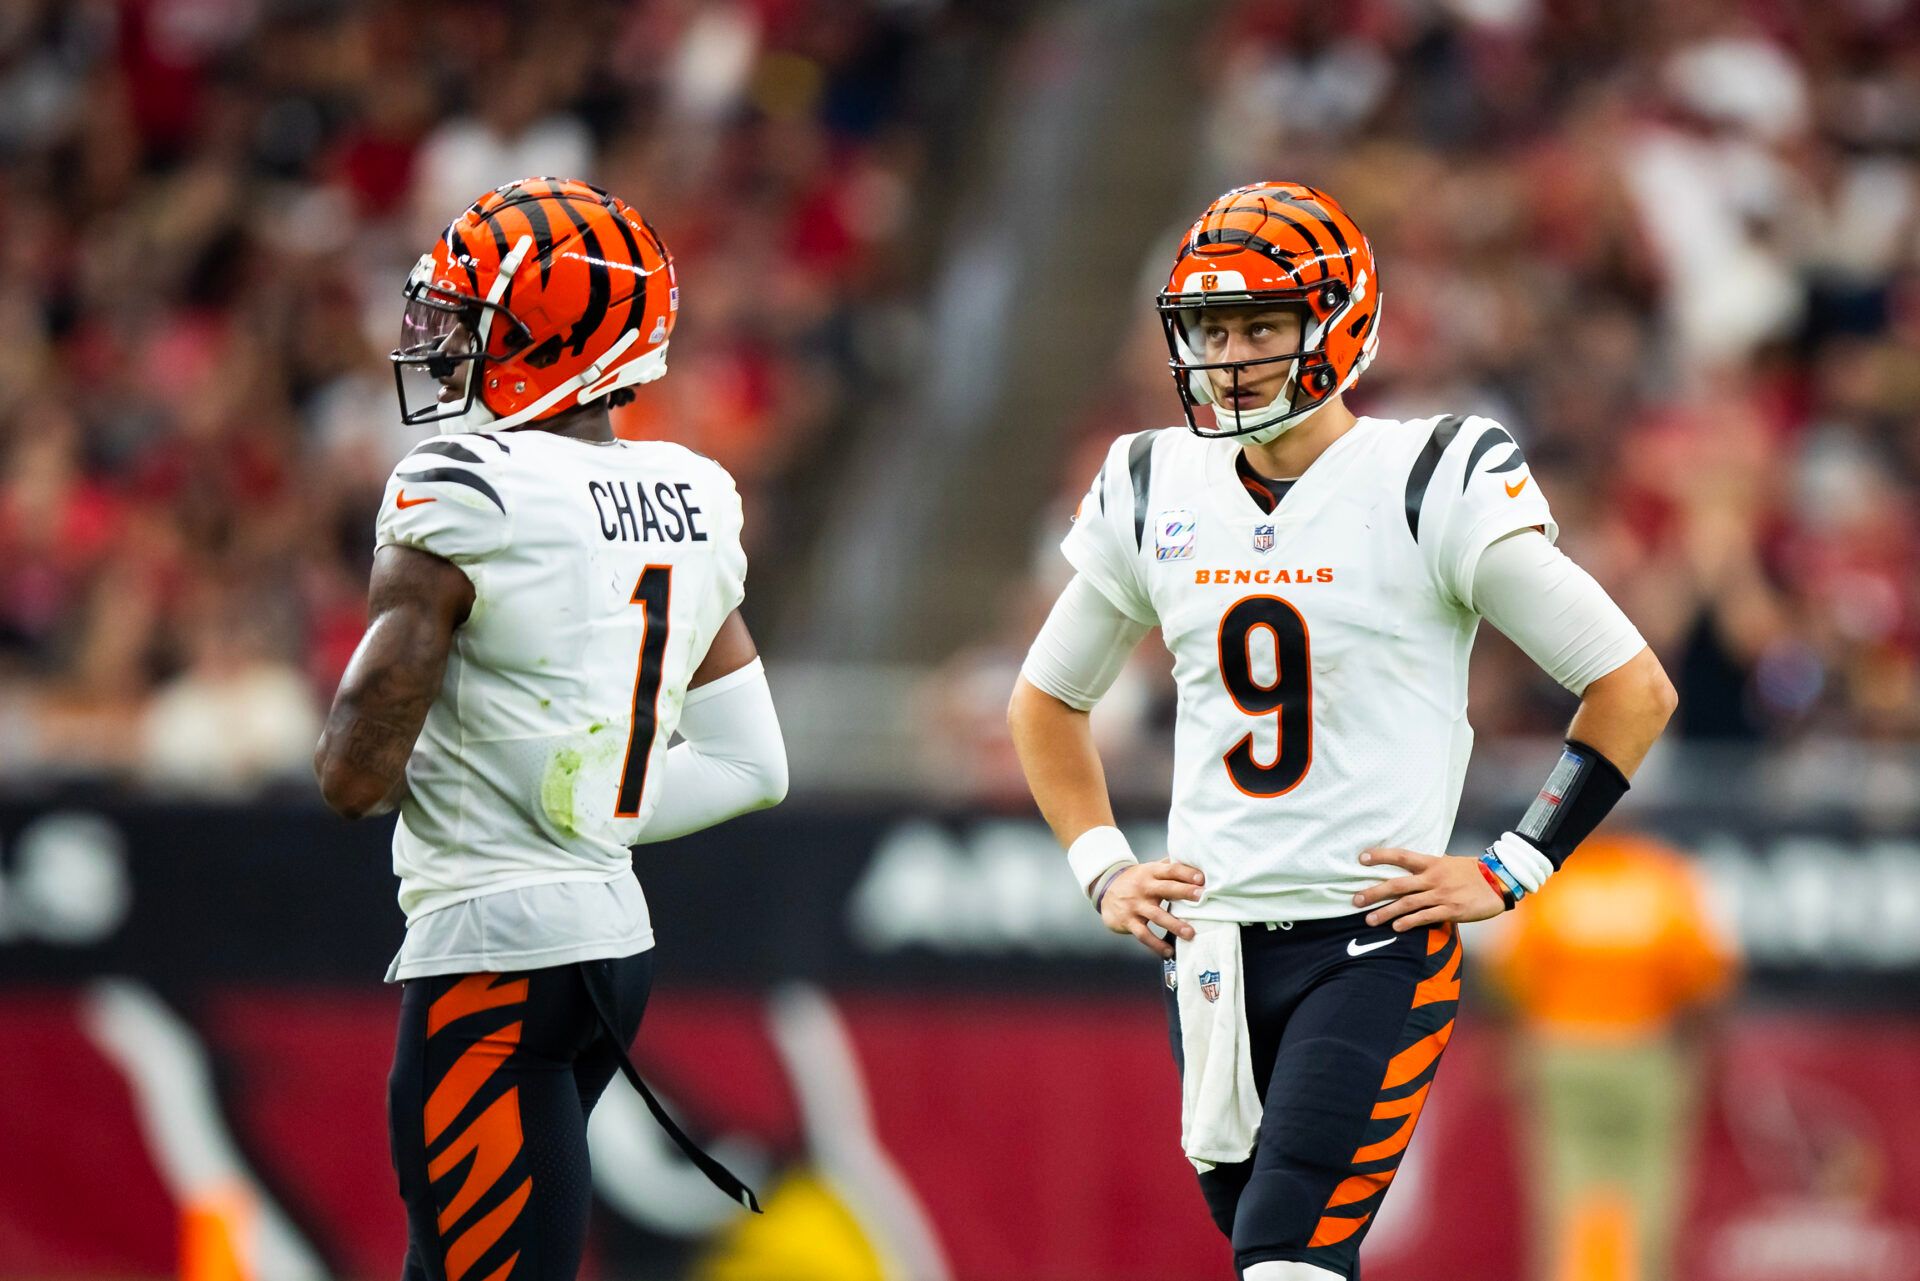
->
xmin=1199 ymin=969 xmax=1221 ymax=1003
xmin=1252 ymin=523 xmax=1275 ymax=555
xmin=1163 ymin=957 xmax=1177 ymax=991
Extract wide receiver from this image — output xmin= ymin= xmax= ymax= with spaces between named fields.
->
xmin=316 ymin=177 xmax=786 ymax=1279
xmin=1009 ymin=182 xmax=1676 ymax=1280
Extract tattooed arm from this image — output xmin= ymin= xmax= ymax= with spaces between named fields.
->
xmin=315 ymin=546 xmax=475 ymax=819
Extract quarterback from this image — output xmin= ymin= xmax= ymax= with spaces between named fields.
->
xmin=1009 ymin=183 xmax=1676 ymax=1280
xmin=316 ymin=178 xmax=785 ymax=1279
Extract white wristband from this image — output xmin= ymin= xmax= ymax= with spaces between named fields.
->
xmin=1490 ymin=831 xmax=1554 ymax=894
xmin=1067 ymin=825 xmax=1138 ymax=896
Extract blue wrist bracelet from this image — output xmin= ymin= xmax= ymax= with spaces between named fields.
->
xmin=1479 ymin=851 xmax=1526 ymax=907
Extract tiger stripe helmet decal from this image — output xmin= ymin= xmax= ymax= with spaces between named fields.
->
xmin=393 ymin=177 xmax=678 ymax=430
xmin=1155 ymin=181 xmax=1382 ymax=444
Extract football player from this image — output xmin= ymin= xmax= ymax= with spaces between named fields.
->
xmin=1008 ymin=183 xmax=1676 ymax=1281
xmin=316 ymin=178 xmax=787 ymax=1280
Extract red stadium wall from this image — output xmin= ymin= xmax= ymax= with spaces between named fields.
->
xmin=2 ymin=798 xmax=1918 ymax=1279
xmin=3 ymin=989 xmax=1919 ymax=1281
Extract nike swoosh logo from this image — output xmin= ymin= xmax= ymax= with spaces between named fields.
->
xmin=1347 ymin=937 xmax=1395 ymax=957
xmin=1504 ymin=477 xmax=1529 ymax=498
xmin=394 ymin=489 xmax=437 ymax=509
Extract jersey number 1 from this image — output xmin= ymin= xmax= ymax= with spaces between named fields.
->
xmin=1217 ymin=595 xmax=1312 ymax=797
xmin=615 ymin=565 xmax=673 ymax=818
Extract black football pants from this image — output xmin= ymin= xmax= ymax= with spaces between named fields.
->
xmin=388 ymin=953 xmax=652 ymax=1281
xmin=1164 ymin=914 xmax=1462 ymax=1280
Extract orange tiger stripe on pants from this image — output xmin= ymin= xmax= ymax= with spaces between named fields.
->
xmin=1173 ymin=918 xmax=1462 ymax=1279
xmin=390 ymin=955 xmax=656 ymax=1281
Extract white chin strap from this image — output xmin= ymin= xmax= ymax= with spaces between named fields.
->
xmin=1209 ymin=389 xmax=1315 ymax=445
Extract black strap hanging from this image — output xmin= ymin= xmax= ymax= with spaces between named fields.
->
xmin=578 ymin=960 xmax=762 ymax=1214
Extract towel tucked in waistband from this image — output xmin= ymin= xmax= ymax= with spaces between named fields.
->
xmin=1174 ymin=919 xmax=1261 ymax=1172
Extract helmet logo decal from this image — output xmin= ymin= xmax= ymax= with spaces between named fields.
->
xmin=1201 ymin=273 xmax=1219 ymax=291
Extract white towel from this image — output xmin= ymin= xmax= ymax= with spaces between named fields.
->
xmin=1174 ymin=919 xmax=1261 ymax=1172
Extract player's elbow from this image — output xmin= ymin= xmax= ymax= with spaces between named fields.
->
xmin=1008 ymin=675 xmax=1077 ymax=735
xmin=1589 ymin=647 xmax=1678 ymax=733
xmin=1632 ymin=648 xmax=1680 ymax=729
xmin=315 ymin=751 xmax=390 ymax=821
xmin=750 ymin=749 xmax=789 ymax=813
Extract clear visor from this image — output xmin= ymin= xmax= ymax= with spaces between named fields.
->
xmin=399 ymin=287 xmax=475 ymax=354
xmin=392 ymin=287 xmax=483 ymax=426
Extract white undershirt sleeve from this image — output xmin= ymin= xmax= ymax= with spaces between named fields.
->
xmin=1472 ymin=530 xmax=1647 ymax=697
xmin=1019 ymin=573 xmax=1153 ymax=712
xmin=632 ymin=657 xmax=789 ymax=844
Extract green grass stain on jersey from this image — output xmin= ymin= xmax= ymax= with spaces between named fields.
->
xmin=588 ymin=723 xmax=604 ymax=734
xmin=541 ymin=748 xmax=585 ymax=836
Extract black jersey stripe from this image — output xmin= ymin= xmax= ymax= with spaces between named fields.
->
xmin=407 ymin=439 xmax=485 ymax=465
xmin=397 ymin=465 xmax=506 ymax=514
xmin=473 ymin=431 xmax=511 ymax=454
xmin=1404 ymin=414 xmax=1467 ymax=542
xmin=1128 ymin=430 xmax=1159 ymax=550
xmin=1460 ymin=425 xmax=1520 ymax=490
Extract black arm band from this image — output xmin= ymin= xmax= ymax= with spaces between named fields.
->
xmin=1516 ymin=739 xmax=1630 ymax=869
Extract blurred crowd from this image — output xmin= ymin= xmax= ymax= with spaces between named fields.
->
xmin=0 ymin=0 xmax=963 ymax=790
xmin=10 ymin=0 xmax=1920 ymax=798
xmin=1032 ymin=0 xmax=1920 ymax=763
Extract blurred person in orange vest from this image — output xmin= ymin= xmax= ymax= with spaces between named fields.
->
xmin=1485 ymin=829 xmax=1738 ymax=1281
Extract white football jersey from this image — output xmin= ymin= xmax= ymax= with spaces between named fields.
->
xmin=374 ymin=430 xmax=747 ymax=923
xmin=1063 ymin=414 xmax=1557 ymax=923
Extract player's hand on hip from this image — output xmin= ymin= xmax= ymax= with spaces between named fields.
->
xmin=1351 ymin=847 xmax=1505 ymax=930
xmin=1099 ymin=858 xmax=1204 ymax=959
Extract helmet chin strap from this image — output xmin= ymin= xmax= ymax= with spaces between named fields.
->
xmin=483 ymin=327 xmax=647 ymax=431
xmin=434 ymin=235 xmax=534 ymax=433
xmin=1211 ymin=390 xmax=1331 ymax=445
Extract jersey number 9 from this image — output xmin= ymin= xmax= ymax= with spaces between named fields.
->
xmin=615 ymin=565 xmax=673 ymax=818
xmin=1216 ymin=595 xmax=1312 ymax=797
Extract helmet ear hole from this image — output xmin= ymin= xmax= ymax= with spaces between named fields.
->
xmin=524 ymin=335 xmax=565 ymax=369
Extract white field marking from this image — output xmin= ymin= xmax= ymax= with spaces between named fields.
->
xmin=80 ymin=979 xmax=328 ymax=1281
xmin=767 ymin=984 xmax=953 ymax=1281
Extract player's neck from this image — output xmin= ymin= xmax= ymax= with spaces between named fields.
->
xmin=519 ymin=404 xmax=616 ymax=442
xmin=1238 ymin=396 xmax=1357 ymax=480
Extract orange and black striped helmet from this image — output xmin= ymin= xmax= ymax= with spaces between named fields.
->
xmin=1156 ymin=182 xmax=1380 ymax=443
xmin=393 ymin=177 xmax=677 ymax=430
